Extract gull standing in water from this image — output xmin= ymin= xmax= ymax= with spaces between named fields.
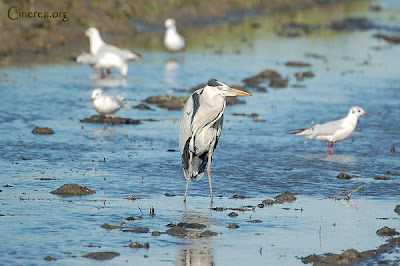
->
xmin=90 ymin=88 xmax=124 ymax=125
xmin=82 ymin=27 xmax=141 ymax=77
xmin=164 ymin=18 xmax=185 ymax=59
xmin=179 ymin=79 xmax=251 ymax=202
xmin=291 ymin=106 xmax=370 ymax=154
xmin=77 ymin=52 xmax=128 ymax=78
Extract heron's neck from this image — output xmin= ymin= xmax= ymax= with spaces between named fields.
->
xmin=202 ymin=90 xmax=225 ymax=110
xmin=90 ymin=34 xmax=104 ymax=54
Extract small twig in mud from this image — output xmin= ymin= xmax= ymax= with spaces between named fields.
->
xmin=344 ymin=182 xmax=371 ymax=201
xmin=149 ymin=206 xmax=155 ymax=216
xmin=259 ymin=247 xmax=263 ymax=255
xmin=141 ymin=177 xmax=144 ymax=183
xmin=329 ymin=190 xmax=352 ymax=199
xmin=319 ymin=217 xmax=322 ymax=234
xmin=138 ymin=206 xmax=144 ymax=215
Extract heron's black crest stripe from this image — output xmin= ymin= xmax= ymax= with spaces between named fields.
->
xmin=191 ymin=92 xmax=200 ymax=124
xmin=207 ymin=79 xmax=220 ymax=87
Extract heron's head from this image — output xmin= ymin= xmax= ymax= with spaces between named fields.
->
xmin=84 ymin=27 xmax=100 ymax=39
xmin=349 ymin=106 xmax=370 ymax=117
xmin=206 ymin=79 xmax=251 ymax=97
xmin=164 ymin=18 xmax=176 ymax=29
xmin=90 ymin=88 xmax=103 ymax=101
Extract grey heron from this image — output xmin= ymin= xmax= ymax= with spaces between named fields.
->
xmin=179 ymin=79 xmax=251 ymax=202
xmin=291 ymin=106 xmax=370 ymax=154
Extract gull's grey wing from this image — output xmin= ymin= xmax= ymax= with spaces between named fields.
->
xmin=100 ymin=44 xmax=139 ymax=61
xmin=312 ymin=118 xmax=345 ymax=137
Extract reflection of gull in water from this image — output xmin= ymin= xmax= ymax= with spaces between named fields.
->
xmin=175 ymin=207 xmax=214 ymax=266
xmin=90 ymin=75 xmax=127 ymax=87
xmin=305 ymin=153 xmax=357 ymax=164
xmin=164 ymin=59 xmax=180 ymax=88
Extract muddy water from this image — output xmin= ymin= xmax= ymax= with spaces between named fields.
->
xmin=1 ymin=0 xmax=400 ymax=265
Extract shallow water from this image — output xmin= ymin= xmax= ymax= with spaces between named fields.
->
xmin=1 ymin=0 xmax=400 ymax=265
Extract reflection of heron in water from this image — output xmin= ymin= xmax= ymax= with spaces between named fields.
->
xmin=175 ymin=206 xmax=215 ymax=266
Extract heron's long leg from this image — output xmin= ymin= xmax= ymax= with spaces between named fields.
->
xmin=184 ymin=152 xmax=193 ymax=202
xmin=207 ymin=152 xmax=213 ymax=203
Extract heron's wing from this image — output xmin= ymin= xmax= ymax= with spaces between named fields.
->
xmin=212 ymin=114 xmax=223 ymax=151
xmin=179 ymin=90 xmax=198 ymax=154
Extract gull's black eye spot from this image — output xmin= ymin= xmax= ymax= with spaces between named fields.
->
xmin=358 ymin=110 xmax=361 ymax=112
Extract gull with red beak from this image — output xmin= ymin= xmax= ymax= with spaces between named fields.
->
xmin=291 ymin=106 xmax=370 ymax=154
xmin=89 ymin=88 xmax=124 ymax=125
xmin=179 ymin=79 xmax=251 ymax=203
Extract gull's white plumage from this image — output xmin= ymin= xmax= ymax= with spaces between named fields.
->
xmin=164 ymin=18 xmax=185 ymax=54
xmin=90 ymin=88 xmax=123 ymax=116
xmin=292 ymin=106 xmax=370 ymax=153
xmin=77 ymin=52 xmax=128 ymax=77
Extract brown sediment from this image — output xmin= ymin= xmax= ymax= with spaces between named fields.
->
xmin=32 ymin=126 xmax=54 ymax=134
xmin=80 ymin=115 xmax=142 ymax=124
xmin=82 ymin=252 xmax=120 ymax=260
xmin=274 ymin=191 xmax=297 ymax=204
xmin=0 ymin=0 xmax=358 ymax=65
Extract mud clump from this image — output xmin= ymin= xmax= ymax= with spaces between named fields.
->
xmin=376 ymin=226 xmax=399 ymax=236
xmin=80 ymin=115 xmax=141 ymax=125
xmin=82 ymin=252 xmax=119 ymax=260
xmin=243 ymin=69 xmax=288 ymax=89
xmin=386 ymin=171 xmax=400 ymax=176
xmin=228 ymin=212 xmax=238 ymax=217
xmin=50 ymin=184 xmax=96 ymax=197
xmin=151 ymin=231 xmax=161 ymax=236
xmin=263 ymin=199 xmax=274 ymax=205
xmin=101 ymin=223 xmax=120 ymax=230
xmin=132 ymin=104 xmax=154 ymax=111
xmin=295 ymin=71 xmax=315 ymax=81
xmin=145 ymin=95 xmax=189 ymax=110
xmin=199 ymin=230 xmax=218 ymax=238
xmin=374 ymin=34 xmax=400 ymax=44
xmin=44 ymin=256 xmax=57 ymax=261
xmin=228 ymin=223 xmax=239 ymax=229
xmin=373 ymin=176 xmax=393 ymax=180
xmin=231 ymin=194 xmax=246 ymax=199
xmin=177 ymin=222 xmax=206 ymax=229
xmin=302 ymin=237 xmax=400 ymax=265
xmin=128 ymin=242 xmax=150 ymax=249
xmin=337 ymin=172 xmax=352 ymax=179
xmin=395 ymin=205 xmax=400 ymax=215
xmin=122 ymin=227 xmax=149 ymax=233
xmin=329 ymin=17 xmax=375 ymax=31
xmin=274 ymin=22 xmax=320 ymax=37
xmin=285 ymin=61 xmax=312 ymax=67
xmin=274 ymin=191 xmax=297 ymax=204
xmin=32 ymin=127 xmax=54 ymax=135
xmin=166 ymin=226 xmax=188 ymax=237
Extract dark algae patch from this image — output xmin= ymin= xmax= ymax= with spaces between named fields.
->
xmin=50 ymin=184 xmax=95 ymax=197
xmin=128 ymin=242 xmax=150 ymax=249
xmin=82 ymin=252 xmax=120 ymax=260
xmin=274 ymin=191 xmax=297 ymax=204
xmin=395 ymin=205 xmax=400 ymax=215
xmin=376 ymin=226 xmax=399 ymax=236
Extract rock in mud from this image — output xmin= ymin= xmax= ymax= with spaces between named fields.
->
xmin=248 ymin=219 xmax=263 ymax=223
xmin=395 ymin=205 xmax=400 ymax=215
xmin=228 ymin=223 xmax=239 ymax=229
xmin=166 ymin=226 xmax=188 ymax=237
xmin=329 ymin=17 xmax=375 ymax=31
xmin=337 ymin=172 xmax=352 ymax=179
xmin=44 ymin=256 xmax=56 ymax=261
xmin=32 ymin=127 xmax=54 ymax=135
xmin=376 ymin=226 xmax=399 ymax=236
xmin=82 ymin=252 xmax=120 ymax=260
xmin=101 ymin=223 xmax=120 ymax=230
xmin=145 ymin=95 xmax=189 ymax=110
xmin=228 ymin=212 xmax=238 ymax=217
xmin=386 ymin=171 xmax=400 ymax=176
xmin=177 ymin=222 xmax=206 ymax=229
xmin=294 ymin=71 xmax=315 ymax=81
xmin=80 ymin=115 xmax=141 ymax=125
xmin=199 ymin=230 xmax=218 ymax=238
xmin=373 ymin=34 xmax=400 ymax=44
xmin=285 ymin=61 xmax=312 ymax=67
xmin=128 ymin=242 xmax=150 ymax=249
xmin=373 ymin=176 xmax=393 ymax=180
xmin=50 ymin=184 xmax=95 ymax=197
xmin=274 ymin=191 xmax=297 ymax=204
xmin=132 ymin=103 xmax=154 ymax=110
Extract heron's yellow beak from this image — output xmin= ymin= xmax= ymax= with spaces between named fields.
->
xmin=230 ymin=87 xmax=251 ymax=96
